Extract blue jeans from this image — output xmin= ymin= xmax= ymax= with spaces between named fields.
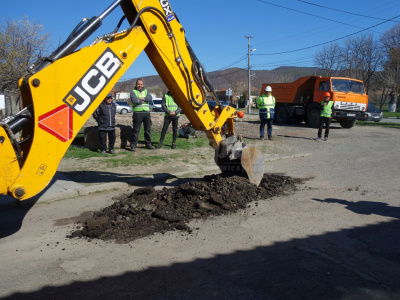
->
xmin=260 ymin=118 xmax=273 ymax=138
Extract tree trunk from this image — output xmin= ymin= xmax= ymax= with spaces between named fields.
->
xmin=397 ymin=95 xmax=400 ymax=112
xmin=4 ymin=91 xmax=21 ymax=117
xmin=388 ymin=92 xmax=396 ymax=112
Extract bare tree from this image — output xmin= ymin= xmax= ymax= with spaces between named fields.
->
xmin=340 ymin=34 xmax=383 ymax=93
xmin=314 ymin=43 xmax=342 ymax=76
xmin=273 ymin=71 xmax=294 ymax=83
xmin=0 ymin=16 xmax=50 ymax=116
xmin=380 ymin=23 xmax=400 ymax=111
xmin=230 ymin=81 xmax=246 ymax=106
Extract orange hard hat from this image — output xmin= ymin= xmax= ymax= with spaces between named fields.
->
xmin=237 ymin=111 xmax=244 ymax=118
xmin=324 ymin=92 xmax=331 ymax=97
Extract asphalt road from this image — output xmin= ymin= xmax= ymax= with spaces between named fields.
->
xmin=1 ymin=123 xmax=400 ymax=299
xmin=383 ymin=117 xmax=400 ymax=123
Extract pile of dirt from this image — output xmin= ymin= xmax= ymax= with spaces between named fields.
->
xmin=69 ymin=174 xmax=304 ymax=243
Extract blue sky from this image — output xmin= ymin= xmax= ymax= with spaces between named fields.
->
xmin=3 ymin=0 xmax=400 ymax=81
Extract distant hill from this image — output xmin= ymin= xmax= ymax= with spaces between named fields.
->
xmin=115 ymin=66 xmax=320 ymax=96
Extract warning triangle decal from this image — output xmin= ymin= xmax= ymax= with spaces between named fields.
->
xmin=38 ymin=104 xmax=73 ymax=142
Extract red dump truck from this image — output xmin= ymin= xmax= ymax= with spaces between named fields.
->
xmin=260 ymin=76 xmax=368 ymax=128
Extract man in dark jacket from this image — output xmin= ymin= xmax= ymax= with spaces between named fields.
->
xmin=156 ymin=91 xmax=182 ymax=149
xmin=93 ymin=93 xmax=117 ymax=154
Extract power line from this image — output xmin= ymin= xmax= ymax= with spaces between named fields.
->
xmin=255 ymin=0 xmax=382 ymax=32
xmin=253 ymin=13 xmax=400 ymax=56
xmin=252 ymin=55 xmax=316 ymax=66
xmin=213 ymin=55 xmax=248 ymax=72
xmin=298 ymin=0 xmax=400 ymax=23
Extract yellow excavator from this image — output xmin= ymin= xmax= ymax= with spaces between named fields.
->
xmin=0 ymin=0 xmax=264 ymax=201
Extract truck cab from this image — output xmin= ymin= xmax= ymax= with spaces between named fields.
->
xmin=260 ymin=76 xmax=368 ymax=128
xmin=314 ymin=77 xmax=368 ymax=127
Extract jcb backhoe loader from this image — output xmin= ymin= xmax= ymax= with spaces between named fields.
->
xmin=0 ymin=0 xmax=264 ymax=201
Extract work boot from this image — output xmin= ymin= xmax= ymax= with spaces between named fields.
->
xmin=127 ymin=146 xmax=136 ymax=152
xmin=156 ymin=143 xmax=163 ymax=149
xmin=146 ymin=144 xmax=155 ymax=150
xmin=171 ymin=143 xmax=176 ymax=149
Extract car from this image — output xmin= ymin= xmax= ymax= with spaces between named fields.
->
xmin=365 ymin=102 xmax=383 ymax=122
xmin=207 ymin=100 xmax=227 ymax=111
xmin=150 ymin=98 xmax=163 ymax=112
xmin=115 ymin=101 xmax=132 ymax=114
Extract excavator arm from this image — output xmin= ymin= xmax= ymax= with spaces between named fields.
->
xmin=0 ymin=0 xmax=264 ymax=200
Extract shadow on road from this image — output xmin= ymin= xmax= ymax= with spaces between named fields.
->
xmin=313 ymin=198 xmax=400 ymax=219
xmin=2 ymin=219 xmax=400 ymax=299
xmin=61 ymin=170 xmax=200 ymax=187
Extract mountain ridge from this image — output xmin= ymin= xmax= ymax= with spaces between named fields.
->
xmin=115 ymin=66 xmax=320 ymax=96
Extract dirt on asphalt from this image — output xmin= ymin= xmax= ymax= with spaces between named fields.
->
xmin=69 ymin=173 xmax=305 ymax=243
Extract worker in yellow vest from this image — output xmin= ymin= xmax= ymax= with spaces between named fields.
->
xmin=129 ymin=79 xmax=154 ymax=151
xmin=157 ymin=91 xmax=182 ymax=149
xmin=315 ymin=92 xmax=334 ymax=141
xmin=256 ymin=86 xmax=275 ymax=140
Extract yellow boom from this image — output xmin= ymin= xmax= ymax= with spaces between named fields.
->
xmin=0 ymin=0 xmax=264 ymax=200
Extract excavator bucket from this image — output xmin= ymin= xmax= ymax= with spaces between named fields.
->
xmin=240 ymin=147 xmax=265 ymax=185
xmin=215 ymin=136 xmax=264 ymax=186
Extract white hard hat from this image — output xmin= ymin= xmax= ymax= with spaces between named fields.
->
xmin=265 ymin=86 xmax=272 ymax=92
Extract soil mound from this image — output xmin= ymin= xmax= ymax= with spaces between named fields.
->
xmin=69 ymin=174 xmax=304 ymax=243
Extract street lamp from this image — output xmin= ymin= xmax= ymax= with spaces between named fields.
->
xmin=245 ymin=36 xmax=256 ymax=113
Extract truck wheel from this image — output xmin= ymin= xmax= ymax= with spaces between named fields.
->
xmin=120 ymin=108 xmax=128 ymax=115
xmin=339 ymin=119 xmax=356 ymax=128
xmin=275 ymin=106 xmax=290 ymax=124
xmin=307 ymin=109 xmax=320 ymax=128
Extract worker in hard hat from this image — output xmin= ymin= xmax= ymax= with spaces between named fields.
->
xmin=256 ymin=86 xmax=276 ymax=140
xmin=315 ymin=91 xmax=334 ymax=141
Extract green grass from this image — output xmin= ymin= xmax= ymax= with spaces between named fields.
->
xmin=65 ymin=129 xmax=210 ymax=164
xmin=383 ymin=111 xmax=400 ymax=118
xmin=357 ymin=121 xmax=400 ymax=129
xmin=64 ymin=146 xmax=104 ymax=159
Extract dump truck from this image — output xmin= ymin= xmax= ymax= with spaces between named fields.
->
xmin=260 ymin=76 xmax=368 ymax=128
xmin=0 ymin=0 xmax=265 ymax=201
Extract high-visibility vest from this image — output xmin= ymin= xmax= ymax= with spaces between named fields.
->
xmin=320 ymin=100 xmax=333 ymax=117
xmin=132 ymin=89 xmax=150 ymax=112
xmin=257 ymin=94 xmax=275 ymax=119
xmin=165 ymin=93 xmax=180 ymax=116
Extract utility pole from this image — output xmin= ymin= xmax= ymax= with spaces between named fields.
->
xmin=245 ymin=36 xmax=255 ymax=114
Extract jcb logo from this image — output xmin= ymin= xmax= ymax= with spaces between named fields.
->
xmin=159 ymin=0 xmax=175 ymax=22
xmin=63 ymin=48 xmax=123 ymax=116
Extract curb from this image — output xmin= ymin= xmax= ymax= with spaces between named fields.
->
xmin=0 ymin=153 xmax=312 ymax=211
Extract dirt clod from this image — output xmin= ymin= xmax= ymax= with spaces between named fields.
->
xmin=69 ymin=173 xmax=304 ymax=243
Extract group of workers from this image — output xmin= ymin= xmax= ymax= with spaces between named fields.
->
xmin=93 ymin=79 xmax=181 ymax=154
xmin=94 ymin=81 xmax=334 ymax=154
xmin=256 ymin=86 xmax=333 ymax=141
